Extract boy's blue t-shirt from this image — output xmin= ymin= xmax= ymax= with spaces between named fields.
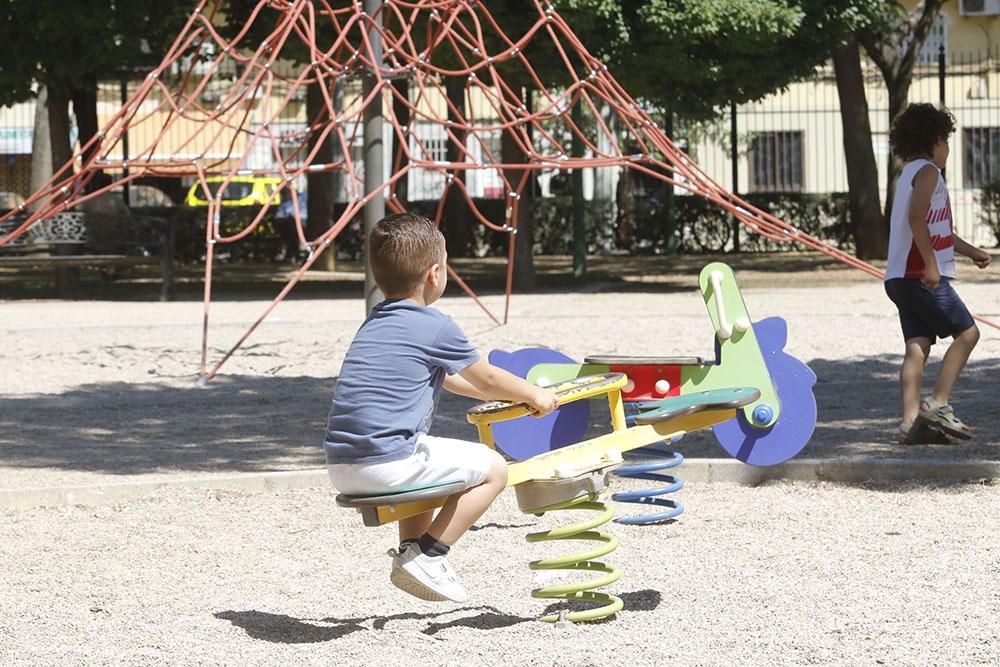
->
xmin=324 ymin=299 xmax=480 ymax=465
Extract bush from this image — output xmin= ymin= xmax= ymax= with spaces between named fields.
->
xmin=168 ymin=190 xmax=856 ymax=263
xmin=626 ymin=190 xmax=853 ymax=254
xmin=726 ymin=192 xmax=853 ymax=253
xmin=336 ymin=198 xmax=616 ymax=259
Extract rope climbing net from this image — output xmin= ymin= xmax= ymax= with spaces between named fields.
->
xmin=2 ymin=0 xmax=993 ymax=381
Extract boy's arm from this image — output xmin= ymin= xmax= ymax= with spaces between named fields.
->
xmin=953 ymin=236 xmax=992 ymax=269
xmin=908 ymin=166 xmax=941 ymax=288
xmin=442 ymin=372 xmax=489 ymax=400
xmin=452 ymin=358 xmax=559 ymax=417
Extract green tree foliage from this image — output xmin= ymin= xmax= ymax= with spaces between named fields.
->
xmin=607 ymin=0 xmax=874 ymax=117
xmin=0 ymin=0 xmax=190 ymax=107
xmin=0 ymin=0 xmax=193 ymax=191
xmin=859 ymin=0 xmax=948 ymax=225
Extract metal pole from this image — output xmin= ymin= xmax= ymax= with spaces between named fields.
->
xmin=730 ymin=101 xmax=740 ymax=253
xmin=571 ymin=102 xmax=586 ymax=278
xmin=120 ymin=78 xmax=130 ymax=206
xmin=363 ymin=0 xmax=385 ymax=313
xmin=664 ymin=111 xmax=677 ymax=254
xmin=938 ymin=45 xmax=946 ymax=180
xmin=938 ymin=44 xmax=946 ymax=106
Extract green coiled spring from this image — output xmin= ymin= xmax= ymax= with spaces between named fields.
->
xmin=526 ymin=493 xmax=622 ymax=623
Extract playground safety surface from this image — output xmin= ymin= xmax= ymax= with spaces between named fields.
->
xmin=1 ymin=251 xmax=998 ymax=499
xmin=2 ymin=254 xmax=998 ymax=664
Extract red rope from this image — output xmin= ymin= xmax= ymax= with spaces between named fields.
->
xmin=3 ymin=0 xmax=996 ymax=382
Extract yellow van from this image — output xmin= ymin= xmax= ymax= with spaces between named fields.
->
xmin=184 ymin=176 xmax=283 ymax=208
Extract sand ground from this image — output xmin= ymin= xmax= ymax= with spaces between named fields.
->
xmin=1 ymin=254 xmax=998 ymax=664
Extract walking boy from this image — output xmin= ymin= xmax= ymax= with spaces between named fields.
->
xmin=884 ymin=103 xmax=991 ymax=444
xmin=324 ymin=212 xmax=559 ymax=602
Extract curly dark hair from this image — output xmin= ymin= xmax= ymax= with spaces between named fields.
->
xmin=889 ymin=103 xmax=956 ymax=161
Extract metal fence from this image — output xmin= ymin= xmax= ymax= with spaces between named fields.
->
xmin=690 ymin=45 xmax=1000 ymax=249
xmin=2 ymin=45 xmax=999 ymax=249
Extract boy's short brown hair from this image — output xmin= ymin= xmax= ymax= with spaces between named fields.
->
xmin=889 ymin=103 xmax=956 ymax=161
xmin=369 ymin=212 xmax=445 ymax=296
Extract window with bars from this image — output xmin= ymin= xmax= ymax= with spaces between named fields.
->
xmin=408 ymin=123 xmax=449 ymax=200
xmin=412 ymin=125 xmax=448 ymax=163
xmin=749 ymin=131 xmax=804 ymax=192
xmin=277 ymin=124 xmax=308 ymax=167
xmin=471 ymin=130 xmax=504 ymax=198
xmin=916 ymin=13 xmax=950 ymax=65
xmin=963 ymin=127 xmax=1000 ymax=188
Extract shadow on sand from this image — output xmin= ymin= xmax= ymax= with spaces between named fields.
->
xmin=1 ymin=355 xmax=997 ymax=479
xmin=214 ymin=606 xmax=533 ymax=643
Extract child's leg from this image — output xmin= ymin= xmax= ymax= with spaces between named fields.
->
xmin=901 ymin=336 xmax=931 ymax=425
xmin=399 ymin=510 xmax=433 ymax=544
xmin=427 ymin=450 xmax=507 ymax=546
xmin=930 ymin=324 xmax=979 ymax=406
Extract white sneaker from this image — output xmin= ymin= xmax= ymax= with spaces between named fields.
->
xmin=387 ymin=542 xmax=468 ymax=603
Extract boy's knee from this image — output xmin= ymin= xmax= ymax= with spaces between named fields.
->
xmin=904 ymin=338 xmax=930 ymax=360
xmin=486 ymin=451 xmax=508 ymax=485
xmin=958 ymin=325 xmax=980 ymax=347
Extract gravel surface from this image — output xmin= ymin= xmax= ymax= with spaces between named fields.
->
xmin=2 ymin=273 xmax=998 ymax=489
xmin=1 ymin=258 xmax=999 ymax=664
xmin=2 ymin=481 xmax=998 ymax=665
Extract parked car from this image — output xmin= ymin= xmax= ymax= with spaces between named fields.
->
xmin=183 ymin=176 xmax=304 ymax=262
xmin=184 ymin=176 xmax=283 ymax=208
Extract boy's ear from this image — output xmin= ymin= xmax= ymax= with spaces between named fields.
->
xmin=426 ymin=261 xmax=442 ymax=286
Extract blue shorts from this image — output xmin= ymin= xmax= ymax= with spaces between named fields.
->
xmin=884 ymin=277 xmax=975 ymax=344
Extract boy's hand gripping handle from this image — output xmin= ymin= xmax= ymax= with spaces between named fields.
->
xmin=466 ymin=373 xmax=628 ymax=446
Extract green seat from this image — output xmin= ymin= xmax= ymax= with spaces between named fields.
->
xmin=336 ymin=480 xmax=468 ymax=527
xmin=634 ymin=387 xmax=760 ymax=425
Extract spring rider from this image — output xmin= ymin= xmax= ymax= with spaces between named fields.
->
xmin=336 ymin=263 xmax=816 ymax=623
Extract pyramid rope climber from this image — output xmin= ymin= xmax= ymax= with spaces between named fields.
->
xmin=2 ymin=0 xmax=995 ymax=382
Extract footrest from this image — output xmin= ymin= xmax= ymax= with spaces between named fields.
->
xmin=515 ymin=469 xmax=613 ymax=514
xmin=634 ymin=387 xmax=760 ymax=425
xmin=335 ymin=480 xmax=468 ymax=509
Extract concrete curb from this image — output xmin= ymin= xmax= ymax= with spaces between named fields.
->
xmin=1 ymin=458 xmax=997 ymax=510
xmin=0 ymin=469 xmax=331 ymax=510
xmin=676 ymin=457 xmax=1000 ymax=485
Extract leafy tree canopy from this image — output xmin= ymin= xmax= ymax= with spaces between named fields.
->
xmin=606 ymin=0 xmax=881 ymax=118
xmin=0 ymin=0 xmax=191 ymax=106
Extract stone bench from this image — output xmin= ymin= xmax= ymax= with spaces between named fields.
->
xmin=0 ymin=210 xmax=175 ymax=299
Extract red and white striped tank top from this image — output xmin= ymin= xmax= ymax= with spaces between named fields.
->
xmin=885 ymin=158 xmax=956 ymax=280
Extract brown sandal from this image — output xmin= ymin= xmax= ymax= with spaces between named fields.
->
xmin=919 ymin=398 xmax=972 ymax=440
xmin=898 ymin=418 xmax=953 ymax=445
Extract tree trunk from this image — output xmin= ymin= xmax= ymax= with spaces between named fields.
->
xmin=860 ymin=0 xmax=946 ymax=229
xmin=46 ymin=82 xmax=73 ymax=175
xmin=615 ymin=155 xmax=634 ymax=252
xmin=29 ymin=86 xmax=53 ymax=204
xmin=71 ymin=81 xmax=110 ymax=193
xmin=391 ymin=78 xmax=409 ymax=208
xmin=42 ymin=80 xmax=78 ymax=295
xmin=883 ymin=80 xmax=913 ymax=230
xmin=442 ymin=78 xmax=472 ymax=257
xmin=306 ymin=78 xmax=337 ymax=270
xmin=832 ymin=39 xmax=886 ymax=259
